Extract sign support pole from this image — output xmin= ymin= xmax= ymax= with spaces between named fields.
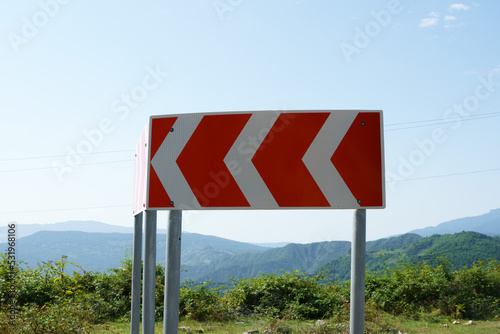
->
xmin=143 ymin=210 xmax=157 ymax=334
xmin=350 ymin=209 xmax=366 ymax=334
xmin=163 ymin=210 xmax=182 ymax=334
xmin=130 ymin=211 xmax=144 ymax=334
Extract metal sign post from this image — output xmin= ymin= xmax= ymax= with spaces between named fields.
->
xmin=163 ymin=211 xmax=182 ymax=334
xmin=350 ymin=209 xmax=366 ymax=334
xmin=142 ymin=210 xmax=157 ymax=334
xmin=130 ymin=212 xmax=143 ymax=334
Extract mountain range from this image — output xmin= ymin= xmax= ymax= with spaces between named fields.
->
xmin=2 ymin=209 xmax=499 ymax=241
xmin=1 ymin=208 xmax=499 ymax=282
xmin=407 ymin=208 xmax=500 ymax=237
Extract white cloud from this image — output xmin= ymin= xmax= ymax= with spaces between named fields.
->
xmin=444 ymin=15 xmax=457 ymax=21
xmin=449 ymin=3 xmax=470 ymax=11
xmin=419 ymin=17 xmax=439 ymax=28
xmin=429 ymin=11 xmax=440 ymax=17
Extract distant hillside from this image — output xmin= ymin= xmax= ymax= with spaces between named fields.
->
xmin=0 ymin=231 xmax=268 ymax=274
xmin=175 ymin=232 xmax=270 ymax=280
xmin=193 ymin=241 xmax=351 ymax=283
xmin=409 ymin=208 xmax=500 ymax=237
xmin=4 ymin=231 xmax=132 ymax=272
xmin=366 ymin=233 xmax=422 ymax=252
xmin=0 ymin=220 xmax=134 ymax=240
xmin=316 ymin=231 xmax=500 ymax=281
xmin=251 ymin=242 xmax=291 ymax=248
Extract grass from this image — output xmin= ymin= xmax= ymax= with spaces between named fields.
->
xmin=366 ymin=314 xmax=500 ymax=333
xmin=92 ymin=316 xmax=500 ymax=333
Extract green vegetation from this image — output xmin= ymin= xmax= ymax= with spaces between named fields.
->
xmin=316 ymin=232 xmax=500 ymax=281
xmin=1 ymin=250 xmax=500 ymax=333
xmin=6 ymin=231 xmax=500 ymax=285
xmin=0 ymin=254 xmax=135 ymax=333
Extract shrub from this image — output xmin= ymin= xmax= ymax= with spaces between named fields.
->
xmin=0 ymin=301 xmax=94 ymax=334
xmin=0 ymin=253 xmax=19 ymax=307
xmin=224 ymin=271 xmax=347 ymax=320
xmin=367 ymin=260 xmax=453 ymax=315
xmin=450 ymin=260 xmax=500 ymax=319
xmin=90 ymin=265 xmax=133 ymax=320
xmin=365 ymin=259 xmax=500 ymax=319
xmin=179 ymin=280 xmax=230 ymax=321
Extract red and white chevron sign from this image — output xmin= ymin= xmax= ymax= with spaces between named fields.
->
xmin=133 ymin=110 xmax=385 ymax=213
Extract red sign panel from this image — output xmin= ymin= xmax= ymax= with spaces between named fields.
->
xmin=133 ymin=110 xmax=385 ymax=213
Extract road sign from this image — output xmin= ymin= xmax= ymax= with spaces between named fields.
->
xmin=133 ymin=110 xmax=385 ymax=213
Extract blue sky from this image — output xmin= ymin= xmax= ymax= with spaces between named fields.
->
xmin=1 ymin=0 xmax=499 ymax=243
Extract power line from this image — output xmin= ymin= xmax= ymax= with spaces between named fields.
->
xmin=387 ymin=167 xmax=500 ymax=183
xmin=0 ymin=204 xmax=132 ymax=215
xmin=0 ymin=159 xmax=133 ymax=173
xmin=0 ymin=149 xmax=134 ymax=162
xmin=385 ymin=112 xmax=500 ymax=132
xmin=385 ymin=111 xmax=500 ymax=127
